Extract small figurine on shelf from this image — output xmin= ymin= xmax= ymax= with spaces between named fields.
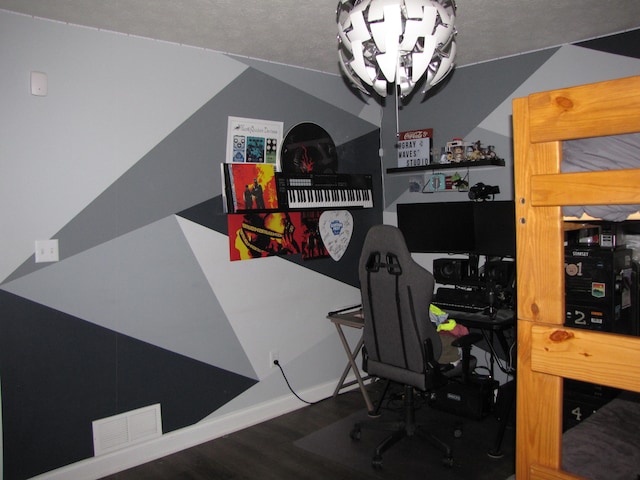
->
xmin=438 ymin=146 xmax=450 ymax=164
xmin=468 ymin=140 xmax=484 ymax=161
xmin=446 ymin=138 xmax=468 ymax=163
xmin=452 ymin=145 xmax=465 ymax=162
xmin=440 ymin=138 xmax=503 ymax=164
xmin=469 ymin=140 xmax=503 ymax=162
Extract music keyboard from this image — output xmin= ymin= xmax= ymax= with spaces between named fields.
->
xmin=277 ymin=173 xmax=373 ymax=210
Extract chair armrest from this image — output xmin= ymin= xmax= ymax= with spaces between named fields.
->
xmin=451 ymin=332 xmax=483 ymax=349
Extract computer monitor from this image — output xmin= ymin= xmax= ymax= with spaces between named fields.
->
xmin=396 ymin=202 xmax=475 ymax=254
xmin=473 ymin=201 xmax=516 ymax=257
xmin=397 ymin=200 xmax=516 ymax=257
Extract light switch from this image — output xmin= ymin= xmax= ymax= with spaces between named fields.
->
xmin=35 ymin=239 xmax=59 ymax=263
xmin=31 ymin=71 xmax=48 ymax=96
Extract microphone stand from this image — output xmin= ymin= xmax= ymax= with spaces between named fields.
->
xmin=486 ymin=278 xmax=497 ymax=319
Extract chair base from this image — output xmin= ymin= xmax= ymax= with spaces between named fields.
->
xmin=350 ymin=384 xmax=454 ymax=469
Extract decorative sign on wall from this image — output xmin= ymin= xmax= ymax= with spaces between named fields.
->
xmin=280 ymin=122 xmax=338 ymax=174
xmin=397 ymin=128 xmax=432 ymax=168
xmin=319 ymin=210 xmax=353 ymax=261
xmin=226 ymin=116 xmax=283 ymax=165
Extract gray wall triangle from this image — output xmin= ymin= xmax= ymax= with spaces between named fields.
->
xmin=2 ymin=216 xmax=257 ymax=380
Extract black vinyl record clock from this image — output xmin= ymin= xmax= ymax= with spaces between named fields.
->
xmin=280 ymin=122 xmax=338 ymax=174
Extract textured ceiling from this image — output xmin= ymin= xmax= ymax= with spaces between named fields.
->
xmin=2 ymin=0 xmax=640 ymax=75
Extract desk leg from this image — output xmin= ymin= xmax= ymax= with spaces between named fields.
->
xmin=480 ymin=329 xmax=512 ymax=378
xmin=480 ymin=330 xmax=495 ymax=378
xmin=496 ymin=330 xmax=511 ymax=363
xmin=333 ymin=323 xmax=375 ymax=413
xmin=333 ymin=335 xmax=364 ymax=398
xmin=488 ymin=379 xmax=515 ymax=458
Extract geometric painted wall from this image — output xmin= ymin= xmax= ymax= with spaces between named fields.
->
xmin=2 ymin=8 xmax=639 ymax=479
xmin=0 ymin=289 xmax=256 ymax=479
xmin=0 ymin=11 xmax=381 ymax=479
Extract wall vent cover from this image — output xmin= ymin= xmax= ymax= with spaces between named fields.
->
xmin=92 ymin=403 xmax=162 ymax=456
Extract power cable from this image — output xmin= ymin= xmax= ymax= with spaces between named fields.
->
xmin=273 ymin=360 xmax=326 ymax=406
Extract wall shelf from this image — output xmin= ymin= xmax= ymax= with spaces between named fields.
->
xmin=386 ymin=157 xmax=505 ymax=174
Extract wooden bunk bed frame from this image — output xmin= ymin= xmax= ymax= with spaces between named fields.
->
xmin=513 ymin=75 xmax=640 ymax=480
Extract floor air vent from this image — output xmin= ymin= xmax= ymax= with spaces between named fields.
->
xmin=92 ymin=404 xmax=162 ymax=456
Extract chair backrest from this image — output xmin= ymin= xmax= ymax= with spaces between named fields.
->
xmin=359 ymin=224 xmax=441 ymax=390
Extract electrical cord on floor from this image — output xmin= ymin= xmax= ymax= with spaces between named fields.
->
xmin=273 ymin=360 xmax=328 ymax=406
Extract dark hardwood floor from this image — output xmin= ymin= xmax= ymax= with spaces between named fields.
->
xmin=100 ymin=380 xmax=515 ymax=480
xmin=100 ymin=387 xmax=378 ymax=480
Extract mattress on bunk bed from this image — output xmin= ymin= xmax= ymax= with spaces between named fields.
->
xmin=562 ymin=132 xmax=640 ymax=221
xmin=562 ymin=390 xmax=640 ymax=480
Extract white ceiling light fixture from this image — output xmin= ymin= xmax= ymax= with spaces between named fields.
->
xmin=337 ymin=0 xmax=457 ymax=98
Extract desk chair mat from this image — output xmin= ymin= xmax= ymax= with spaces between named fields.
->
xmin=294 ymin=404 xmax=515 ymax=480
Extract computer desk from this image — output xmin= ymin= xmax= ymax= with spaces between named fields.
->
xmin=328 ymin=306 xmax=516 ymax=429
xmin=441 ymin=308 xmax=516 ymax=378
xmin=327 ymin=308 xmax=375 ymax=414
xmin=442 ymin=307 xmax=516 ymax=457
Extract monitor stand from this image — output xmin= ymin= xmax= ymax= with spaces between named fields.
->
xmin=468 ymin=253 xmax=480 ymax=280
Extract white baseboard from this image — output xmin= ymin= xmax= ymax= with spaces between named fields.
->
xmin=30 ymin=378 xmax=359 ymax=480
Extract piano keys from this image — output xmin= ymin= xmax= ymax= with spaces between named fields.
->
xmin=276 ymin=173 xmax=373 ymax=210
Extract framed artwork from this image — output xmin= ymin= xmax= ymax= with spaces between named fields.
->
xmin=226 ymin=116 xmax=283 ymax=166
xmin=221 ymin=163 xmax=279 ymax=213
xmin=228 ymin=211 xmax=303 ymax=261
xmin=300 ymin=210 xmax=329 ymax=260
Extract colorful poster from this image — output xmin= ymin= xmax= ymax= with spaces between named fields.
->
xmin=300 ymin=210 xmax=329 ymax=260
xmin=226 ymin=116 xmax=283 ymax=166
xmin=222 ymin=163 xmax=279 ymax=213
xmin=228 ymin=212 xmax=303 ymax=261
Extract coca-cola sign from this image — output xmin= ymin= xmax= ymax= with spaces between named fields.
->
xmin=397 ymin=128 xmax=433 ymax=168
xmin=399 ymin=129 xmax=431 ymax=141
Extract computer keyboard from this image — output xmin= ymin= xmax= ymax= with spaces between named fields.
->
xmin=432 ymin=300 xmax=487 ymax=313
xmin=433 ymin=287 xmax=488 ymax=313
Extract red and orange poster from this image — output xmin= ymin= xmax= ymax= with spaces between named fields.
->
xmin=222 ymin=163 xmax=279 ymax=213
xmin=228 ymin=211 xmax=304 ymax=261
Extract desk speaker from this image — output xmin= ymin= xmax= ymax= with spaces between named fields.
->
xmin=434 ymin=258 xmax=470 ymax=284
xmin=483 ymin=260 xmax=516 ymax=289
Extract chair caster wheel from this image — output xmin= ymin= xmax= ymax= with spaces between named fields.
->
xmin=350 ymin=426 xmax=361 ymax=441
xmin=442 ymin=456 xmax=454 ymax=468
xmin=372 ymin=455 xmax=383 ymax=469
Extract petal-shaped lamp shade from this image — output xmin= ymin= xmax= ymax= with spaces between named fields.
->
xmin=337 ymin=0 xmax=457 ymax=98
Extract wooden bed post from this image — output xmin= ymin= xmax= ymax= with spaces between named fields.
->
xmin=513 ymin=97 xmax=566 ymax=480
xmin=512 ymin=75 xmax=640 ymax=480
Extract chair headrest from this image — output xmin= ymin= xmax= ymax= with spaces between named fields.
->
xmin=359 ymin=225 xmax=414 ymax=275
xmin=365 ymin=252 xmax=402 ymax=275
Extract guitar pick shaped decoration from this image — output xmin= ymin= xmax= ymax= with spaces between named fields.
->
xmin=319 ymin=210 xmax=353 ymax=261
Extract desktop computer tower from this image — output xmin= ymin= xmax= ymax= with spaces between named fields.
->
xmin=564 ymin=246 xmax=638 ymax=335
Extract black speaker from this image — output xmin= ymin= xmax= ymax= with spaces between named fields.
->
xmin=482 ymin=260 xmax=516 ymax=289
xmin=433 ymin=258 xmax=470 ymax=284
